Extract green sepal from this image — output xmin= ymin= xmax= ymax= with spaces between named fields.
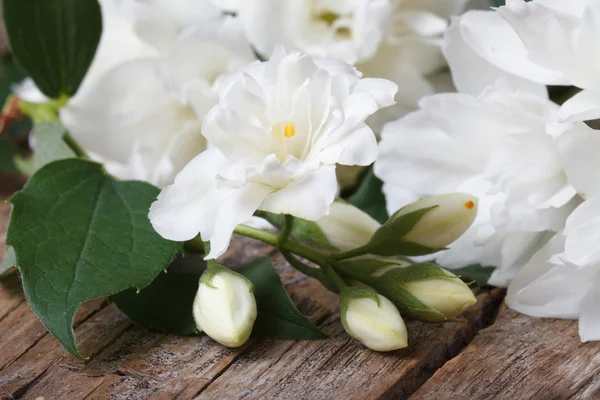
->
xmin=361 ymin=206 xmax=444 ymax=256
xmin=375 ymin=263 xmax=453 ymax=283
xmin=200 ymin=263 xmax=254 ymax=293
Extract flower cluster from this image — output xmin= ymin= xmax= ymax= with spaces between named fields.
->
xmin=375 ymin=0 xmax=600 ymax=341
xmin=2 ymin=0 xmax=492 ymax=358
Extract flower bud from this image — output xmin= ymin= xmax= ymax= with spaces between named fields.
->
xmin=396 ymin=193 xmax=478 ymax=248
xmin=193 ymin=265 xmax=257 ymax=347
xmin=340 ymin=288 xmax=408 ymax=352
xmin=315 ymin=201 xmax=381 ymax=251
xmin=401 ymin=268 xmax=477 ymax=322
xmin=371 ymin=262 xmax=477 ymax=322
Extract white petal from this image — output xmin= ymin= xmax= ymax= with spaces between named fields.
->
xmin=556 ymin=122 xmax=600 ymax=199
xmin=206 ymin=181 xmax=274 ymax=259
xmin=260 ymin=166 xmax=337 ymax=221
xmin=352 ymin=78 xmax=398 ymax=108
xmin=506 ymin=234 xmax=592 ymax=319
xmin=579 ymin=272 xmax=600 ymax=342
xmin=454 ymin=10 xmax=567 ymax=87
xmin=443 ymin=13 xmax=549 ymax=97
xmin=563 ymin=198 xmax=600 ymax=266
xmin=559 ymin=89 xmax=600 ymax=122
xmin=150 ymin=149 xmax=226 ymax=242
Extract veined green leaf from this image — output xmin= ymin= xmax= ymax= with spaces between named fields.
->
xmin=3 ymin=0 xmax=102 ymax=97
xmin=7 ymin=159 xmax=182 ymax=359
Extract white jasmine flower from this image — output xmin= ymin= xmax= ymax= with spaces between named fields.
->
xmin=150 ymin=48 xmax=397 ymax=258
xmin=507 ymin=197 xmax=600 ymax=341
xmin=237 ymin=0 xmax=474 ymax=132
xmin=375 ymin=80 xmax=578 ymax=285
xmin=60 ymin=14 xmax=254 ymax=187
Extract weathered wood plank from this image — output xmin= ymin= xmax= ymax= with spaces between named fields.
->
xmin=197 ymin=289 xmax=504 ymax=400
xmin=410 ymin=305 xmax=600 ymax=400
xmin=0 ymin=300 xmax=119 ymax=398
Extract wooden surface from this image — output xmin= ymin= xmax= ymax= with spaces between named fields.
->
xmin=0 ymin=174 xmax=598 ymax=400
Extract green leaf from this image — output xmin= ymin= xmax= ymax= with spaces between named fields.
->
xmin=348 ymin=169 xmax=388 ymax=224
xmin=33 ymin=121 xmax=76 ymax=170
xmin=452 ymin=264 xmax=495 ymax=288
xmin=111 ymin=252 xmax=207 ymax=335
xmin=0 ymin=246 xmax=16 ymax=276
xmin=7 ymin=159 xmax=182 ymax=359
xmin=3 ymin=0 xmax=102 ymax=98
xmin=0 ymin=137 xmax=20 ymax=173
xmin=0 ymin=56 xmax=27 ymax=104
xmin=238 ymin=257 xmax=326 ymax=340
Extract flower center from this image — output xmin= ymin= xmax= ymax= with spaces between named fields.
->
xmin=284 ymin=123 xmax=295 ymax=138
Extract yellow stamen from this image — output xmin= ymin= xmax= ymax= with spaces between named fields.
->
xmin=284 ymin=123 xmax=295 ymax=138
xmin=464 ymin=201 xmax=475 ymax=209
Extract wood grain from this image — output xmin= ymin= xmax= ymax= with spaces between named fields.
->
xmin=410 ymin=305 xmax=600 ymax=400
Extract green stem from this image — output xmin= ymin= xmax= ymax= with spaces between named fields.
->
xmin=280 ymin=250 xmax=337 ymax=291
xmin=233 ymin=224 xmax=330 ymax=267
xmin=278 ymin=214 xmax=293 ymax=247
xmin=321 ymin=261 xmax=347 ymax=291
xmin=63 ymin=132 xmax=89 ymax=159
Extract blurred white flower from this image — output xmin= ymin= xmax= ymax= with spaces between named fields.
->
xmin=237 ymin=0 xmax=476 ymax=132
xmin=375 ymin=80 xmax=579 ymax=286
xmin=150 ymin=48 xmax=397 ymax=258
xmin=448 ymin=0 xmax=600 ymax=123
xmin=237 ymin=0 xmax=391 ymax=65
xmin=358 ymin=0 xmax=473 ymax=131
xmin=60 ymin=10 xmax=254 ymax=187
xmin=507 ymin=197 xmax=600 ymax=341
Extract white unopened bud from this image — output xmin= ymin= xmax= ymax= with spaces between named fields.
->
xmin=341 ymin=288 xmax=408 ymax=352
xmin=370 ymin=261 xmax=477 ymax=322
xmin=397 ymin=193 xmax=477 ymax=248
xmin=316 ymin=201 xmax=380 ymax=251
xmin=193 ymin=266 xmax=257 ymax=347
xmin=402 ymin=269 xmax=476 ymax=322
